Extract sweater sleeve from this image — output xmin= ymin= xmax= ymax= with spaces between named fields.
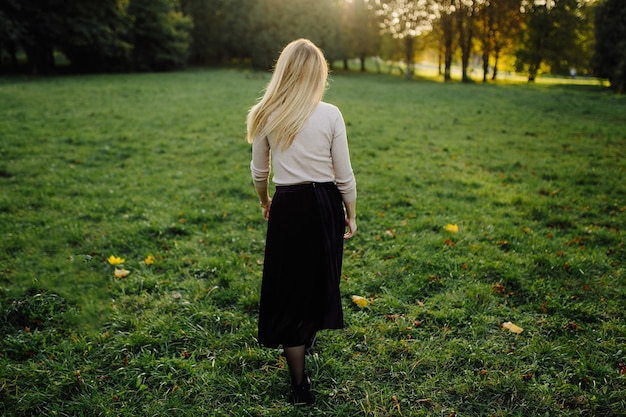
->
xmin=250 ymin=135 xmax=271 ymax=188
xmin=331 ymin=108 xmax=357 ymax=203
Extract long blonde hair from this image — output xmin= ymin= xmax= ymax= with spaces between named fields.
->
xmin=246 ymin=39 xmax=328 ymax=148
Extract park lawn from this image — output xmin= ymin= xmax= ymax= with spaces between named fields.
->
xmin=0 ymin=69 xmax=625 ymax=416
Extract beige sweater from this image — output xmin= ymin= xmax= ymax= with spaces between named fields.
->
xmin=251 ymin=101 xmax=357 ymax=203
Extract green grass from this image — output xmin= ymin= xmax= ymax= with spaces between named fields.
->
xmin=1 ymin=69 xmax=625 ymax=416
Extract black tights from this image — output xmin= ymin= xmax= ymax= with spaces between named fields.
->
xmin=283 ymin=345 xmax=305 ymax=385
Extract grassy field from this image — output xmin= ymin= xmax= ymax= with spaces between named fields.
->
xmin=1 ymin=69 xmax=625 ymax=416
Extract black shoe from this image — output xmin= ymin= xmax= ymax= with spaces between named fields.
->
xmin=290 ymin=373 xmax=315 ymax=406
xmin=305 ymin=334 xmax=317 ymax=356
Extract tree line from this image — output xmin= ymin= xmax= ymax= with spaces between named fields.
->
xmin=0 ymin=0 xmax=624 ymax=92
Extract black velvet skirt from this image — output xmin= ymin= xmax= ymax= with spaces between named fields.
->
xmin=257 ymin=182 xmax=345 ymax=348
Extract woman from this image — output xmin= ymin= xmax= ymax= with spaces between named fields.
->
xmin=247 ymin=38 xmax=357 ymax=405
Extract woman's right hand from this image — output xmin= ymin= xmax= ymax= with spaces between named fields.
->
xmin=344 ymin=217 xmax=357 ymax=239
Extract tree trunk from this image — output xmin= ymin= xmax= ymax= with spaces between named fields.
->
xmin=9 ymin=41 xmax=18 ymax=70
xmin=482 ymin=51 xmax=489 ymax=83
xmin=404 ymin=36 xmax=414 ymax=79
xmin=491 ymin=49 xmax=500 ymax=80
xmin=438 ymin=48 xmax=442 ymax=75
xmin=528 ymin=63 xmax=538 ymax=82
xmin=441 ymin=9 xmax=454 ymax=82
xmin=457 ymin=0 xmax=475 ymax=83
xmin=528 ymin=58 xmax=541 ymax=82
xmin=343 ymin=58 xmax=348 ymax=71
xmin=360 ymin=54 xmax=366 ymax=72
xmin=459 ymin=24 xmax=472 ymax=82
xmin=26 ymin=44 xmax=55 ymax=74
xmin=444 ymin=45 xmax=452 ymax=81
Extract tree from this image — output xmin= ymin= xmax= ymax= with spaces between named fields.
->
xmin=436 ymin=0 xmax=456 ymax=81
xmin=182 ymin=0 xmax=252 ymax=65
xmin=379 ymin=0 xmax=437 ymax=79
xmin=0 ymin=3 xmax=24 ymax=70
xmin=345 ymin=0 xmax=381 ymax=72
xmin=489 ymin=0 xmax=523 ymax=80
xmin=0 ymin=0 xmax=188 ymax=74
xmin=593 ymin=0 xmax=626 ymax=92
xmin=308 ymin=0 xmax=345 ymax=67
xmin=456 ymin=0 xmax=479 ymax=82
xmin=218 ymin=0 xmax=255 ymax=62
xmin=516 ymin=0 xmax=591 ymax=81
xmin=247 ymin=0 xmax=346 ymax=70
xmin=545 ymin=0 xmax=594 ymax=75
xmin=0 ymin=0 xmax=65 ymax=74
xmin=183 ymin=0 xmax=223 ymax=65
xmin=475 ymin=0 xmax=523 ymax=82
xmin=127 ymin=0 xmax=192 ymax=71
xmin=58 ymin=0 xmax=132 ymax=72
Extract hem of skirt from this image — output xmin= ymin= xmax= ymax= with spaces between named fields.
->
xmin=258 ymin=325 xmax=344 ymax=349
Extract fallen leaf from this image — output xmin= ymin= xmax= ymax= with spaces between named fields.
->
xmin=492 ymin=283 xmax=506 ymax=295
xmin=351 ymin=295 xmax=368 ymax=307
xmin=502 ymin=321 xmax=524 ymax=334
xmin=392 ymin=395 xmax=401 ymax=412
xmin=567 ymin=321 xmax=585 ymax=331
xmin=444 ymin=224 xmax=459 ymax=233
xmin=114 ymin=268 xmax=130 ymax=278
xmin=144 ymin=255 xmax=155 ymax=265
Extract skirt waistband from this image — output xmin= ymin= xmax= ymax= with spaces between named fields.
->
xmin=275 ymin=182 xmax=335 ymax=192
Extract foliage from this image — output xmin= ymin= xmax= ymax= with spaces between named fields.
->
xmin=0 ymin=0 xmax=614 ymax=83
xmin=128 ymin=0 xmax=192 ymax=71
xmin=378 ymin=0 xmax=437 ymax=78
xmin=474 ymin=0 xmax=523 ymax=82
xmin=516 ymin=0 xmax=594 ymax=81
xmin=57 ymin=0 xmax=133 ymax=73
xmin=593 ymin=0 xmax=626 ymax=93
xmin=0 ymin=0 xmax=64 ymax=73
xmin=183 ymin=0 xmax=252 ymax=65
xmin=343 ymin=0 xmax=381 ymax=72
xmin=247 ymin=0 xmax=344 ymax=70
xmin=0 ymin=0 xmax=191 ymax=73
xmin=1 ymin=69 xmax=625 ymax=415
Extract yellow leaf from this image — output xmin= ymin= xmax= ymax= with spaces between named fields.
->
xmin=351 ymin=295 xmax=368 ymax=307
xmin=114 ymin=268 xmax=130 ymax=278
xmin=444 ymin=224 xmax=459 ymax=233
xmin=144 ymin=255 xmax=155 ymax=265
xmin=502 ymin=321 xmax=524 ymax=334
xmin=108 ymin=255 xmax=125 ymax=265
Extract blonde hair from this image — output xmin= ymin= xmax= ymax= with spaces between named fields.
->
xmin=246 ymin=39 xmax=328 ymax=148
